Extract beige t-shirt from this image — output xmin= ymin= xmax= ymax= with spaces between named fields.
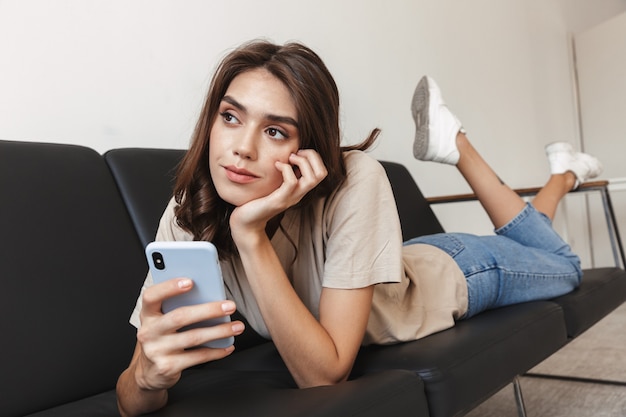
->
xmin=130 ymin=151 xmax=467 ymax=345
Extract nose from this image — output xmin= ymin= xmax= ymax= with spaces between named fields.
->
xmin=232 ymin=128 xmax=257 ymax=160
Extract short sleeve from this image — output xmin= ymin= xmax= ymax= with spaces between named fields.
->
xmin=321 ymin=151 xmax=403 ymax=289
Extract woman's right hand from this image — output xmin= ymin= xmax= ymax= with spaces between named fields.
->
xmin=116 ymin=278 xmax=244 ymax=417
xmin=135 ymin=277 xmax=243 ymax=390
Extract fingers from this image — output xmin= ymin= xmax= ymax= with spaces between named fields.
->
xmin=159 ymin=300 xmax=236 ymax=334
xmin=138 ymin=278 xmax=244 ymax=359
xmin=139 ymin=318 xmax=243 ymax=360
xmin=140 ymin=278 xmax=193 ymax=319
xmin=289 ymin=150 xmax=328 ymax=185
xmin=141 ymin=278 xmax=235 ymax=324
xmin=139 ymin=319 xmax=241 ymax=359
xmin=293 ymin=149 xmax=328 ymax=180
xmin=158 ymin=320 xmax=243 ymax=353
xmin=140 ymin=280 xmax=240 ymax=340
xmin=274 ymin=149 xmax=328 ymax=197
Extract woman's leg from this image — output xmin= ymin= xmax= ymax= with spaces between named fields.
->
xmin=454 ymin=133 xmax=525 ymax=229
xmin=530 ymin=173 xmax=576 ymax=220
xmin=456 ymin=134 xmax=580 ymax=224
xmin=407 ymin=230 xmax=582 ymax=318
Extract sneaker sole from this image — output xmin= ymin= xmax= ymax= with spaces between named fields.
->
xmin=412 ymin=76 xmax=430 ymax=160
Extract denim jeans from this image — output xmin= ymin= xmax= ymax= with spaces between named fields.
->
xmin=404 ymin=203 xmax=582 ymax=318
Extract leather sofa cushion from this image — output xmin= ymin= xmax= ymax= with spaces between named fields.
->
xmin=552 ymin=267 xmax=626 ymax=337
xmin=26 ymin=368 xmax=428 ymax=417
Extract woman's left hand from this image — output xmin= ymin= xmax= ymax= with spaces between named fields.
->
xmin=229 ymin=149 xmax=327 ymax=241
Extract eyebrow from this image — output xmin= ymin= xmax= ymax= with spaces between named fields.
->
xmin=221 ymin=95 xmax=299 ymax=128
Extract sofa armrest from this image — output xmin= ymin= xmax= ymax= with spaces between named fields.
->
xmin=426 ymin=180 xmax=610 ymax=204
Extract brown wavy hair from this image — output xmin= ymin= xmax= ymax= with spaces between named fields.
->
xmin=174 ymin=40 xmax=379 ymax=259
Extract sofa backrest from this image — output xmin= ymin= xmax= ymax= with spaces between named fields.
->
xmin=0 ymin=140 xmax=147 ymax=416
xmin=379 ymin=161 xmax=445 ymax=240
xmin=104 ymin=148 xmax=186 ymax=248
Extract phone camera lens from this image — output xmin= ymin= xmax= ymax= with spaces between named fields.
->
xmin=152 ymin=252 xmax=165 ymax=270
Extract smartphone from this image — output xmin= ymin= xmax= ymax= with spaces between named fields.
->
xmin=145 ymin=241 xmax=234 ymax=349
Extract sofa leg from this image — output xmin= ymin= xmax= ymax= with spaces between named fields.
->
xmin=513 ymin=375 xmax=528 ymax=417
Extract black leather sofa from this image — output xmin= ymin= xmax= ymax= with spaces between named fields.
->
xmin=2 ymin=139 xmax=625 ymax=417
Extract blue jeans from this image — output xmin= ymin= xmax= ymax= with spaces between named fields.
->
xmin=405 ymin=203 xmax=582 ymax=318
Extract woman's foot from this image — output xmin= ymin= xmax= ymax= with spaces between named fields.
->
xmin=411 ymin=76 xmax=465 ymax=165
xmin=545 ymin=142 xmax=603 ymax=189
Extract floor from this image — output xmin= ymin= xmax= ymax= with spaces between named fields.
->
xmin=465 ymin=302 xmax=626 ymax=416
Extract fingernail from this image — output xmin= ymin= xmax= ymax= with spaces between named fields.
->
xmin=221 ymin=301 xmax=236 ymax=313
xmin=177 ymin=278 xmax=192 ymax=289
xmin=232 ymin=322 xmax=245 ymax=333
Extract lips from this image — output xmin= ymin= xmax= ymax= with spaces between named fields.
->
xmin=224 ymin=165 xmax=259 ymax=184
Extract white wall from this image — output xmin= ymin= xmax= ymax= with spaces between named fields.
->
xmin=574 ymin=11 xmax=626 ymax=267
xmin=575 ymin=11 xmax=626 ymax=180
xmin=0 ymin=0 xmax=602 ymax=251
xmin=0 ymin=0 xmax=576 ymax=181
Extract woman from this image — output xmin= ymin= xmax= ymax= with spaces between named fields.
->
xmin=116 ymin=40 xmax=602 ymax=416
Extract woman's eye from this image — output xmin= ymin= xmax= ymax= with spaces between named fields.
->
xmin=267 ymin=127 xmax=287 ymax=140
xmin=221 ymin=112 xmax=239 ymax=124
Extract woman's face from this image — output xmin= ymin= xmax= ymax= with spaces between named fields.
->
xmin=209 ymin=68 xmax=300 ymax=207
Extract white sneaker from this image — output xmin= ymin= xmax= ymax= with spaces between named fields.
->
xmin=545 ymin=142 xmax=603 ymax=189
xmin=411 ymin=76 xmax=465 ymax=165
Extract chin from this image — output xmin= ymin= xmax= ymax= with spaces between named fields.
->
xmin=216 ymin=183 xmax=280 ymax=207
xmin=216 ymin=188 xmax=258 ymax=208
xmin=217 ymin=193 xmax=247 ymax=208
